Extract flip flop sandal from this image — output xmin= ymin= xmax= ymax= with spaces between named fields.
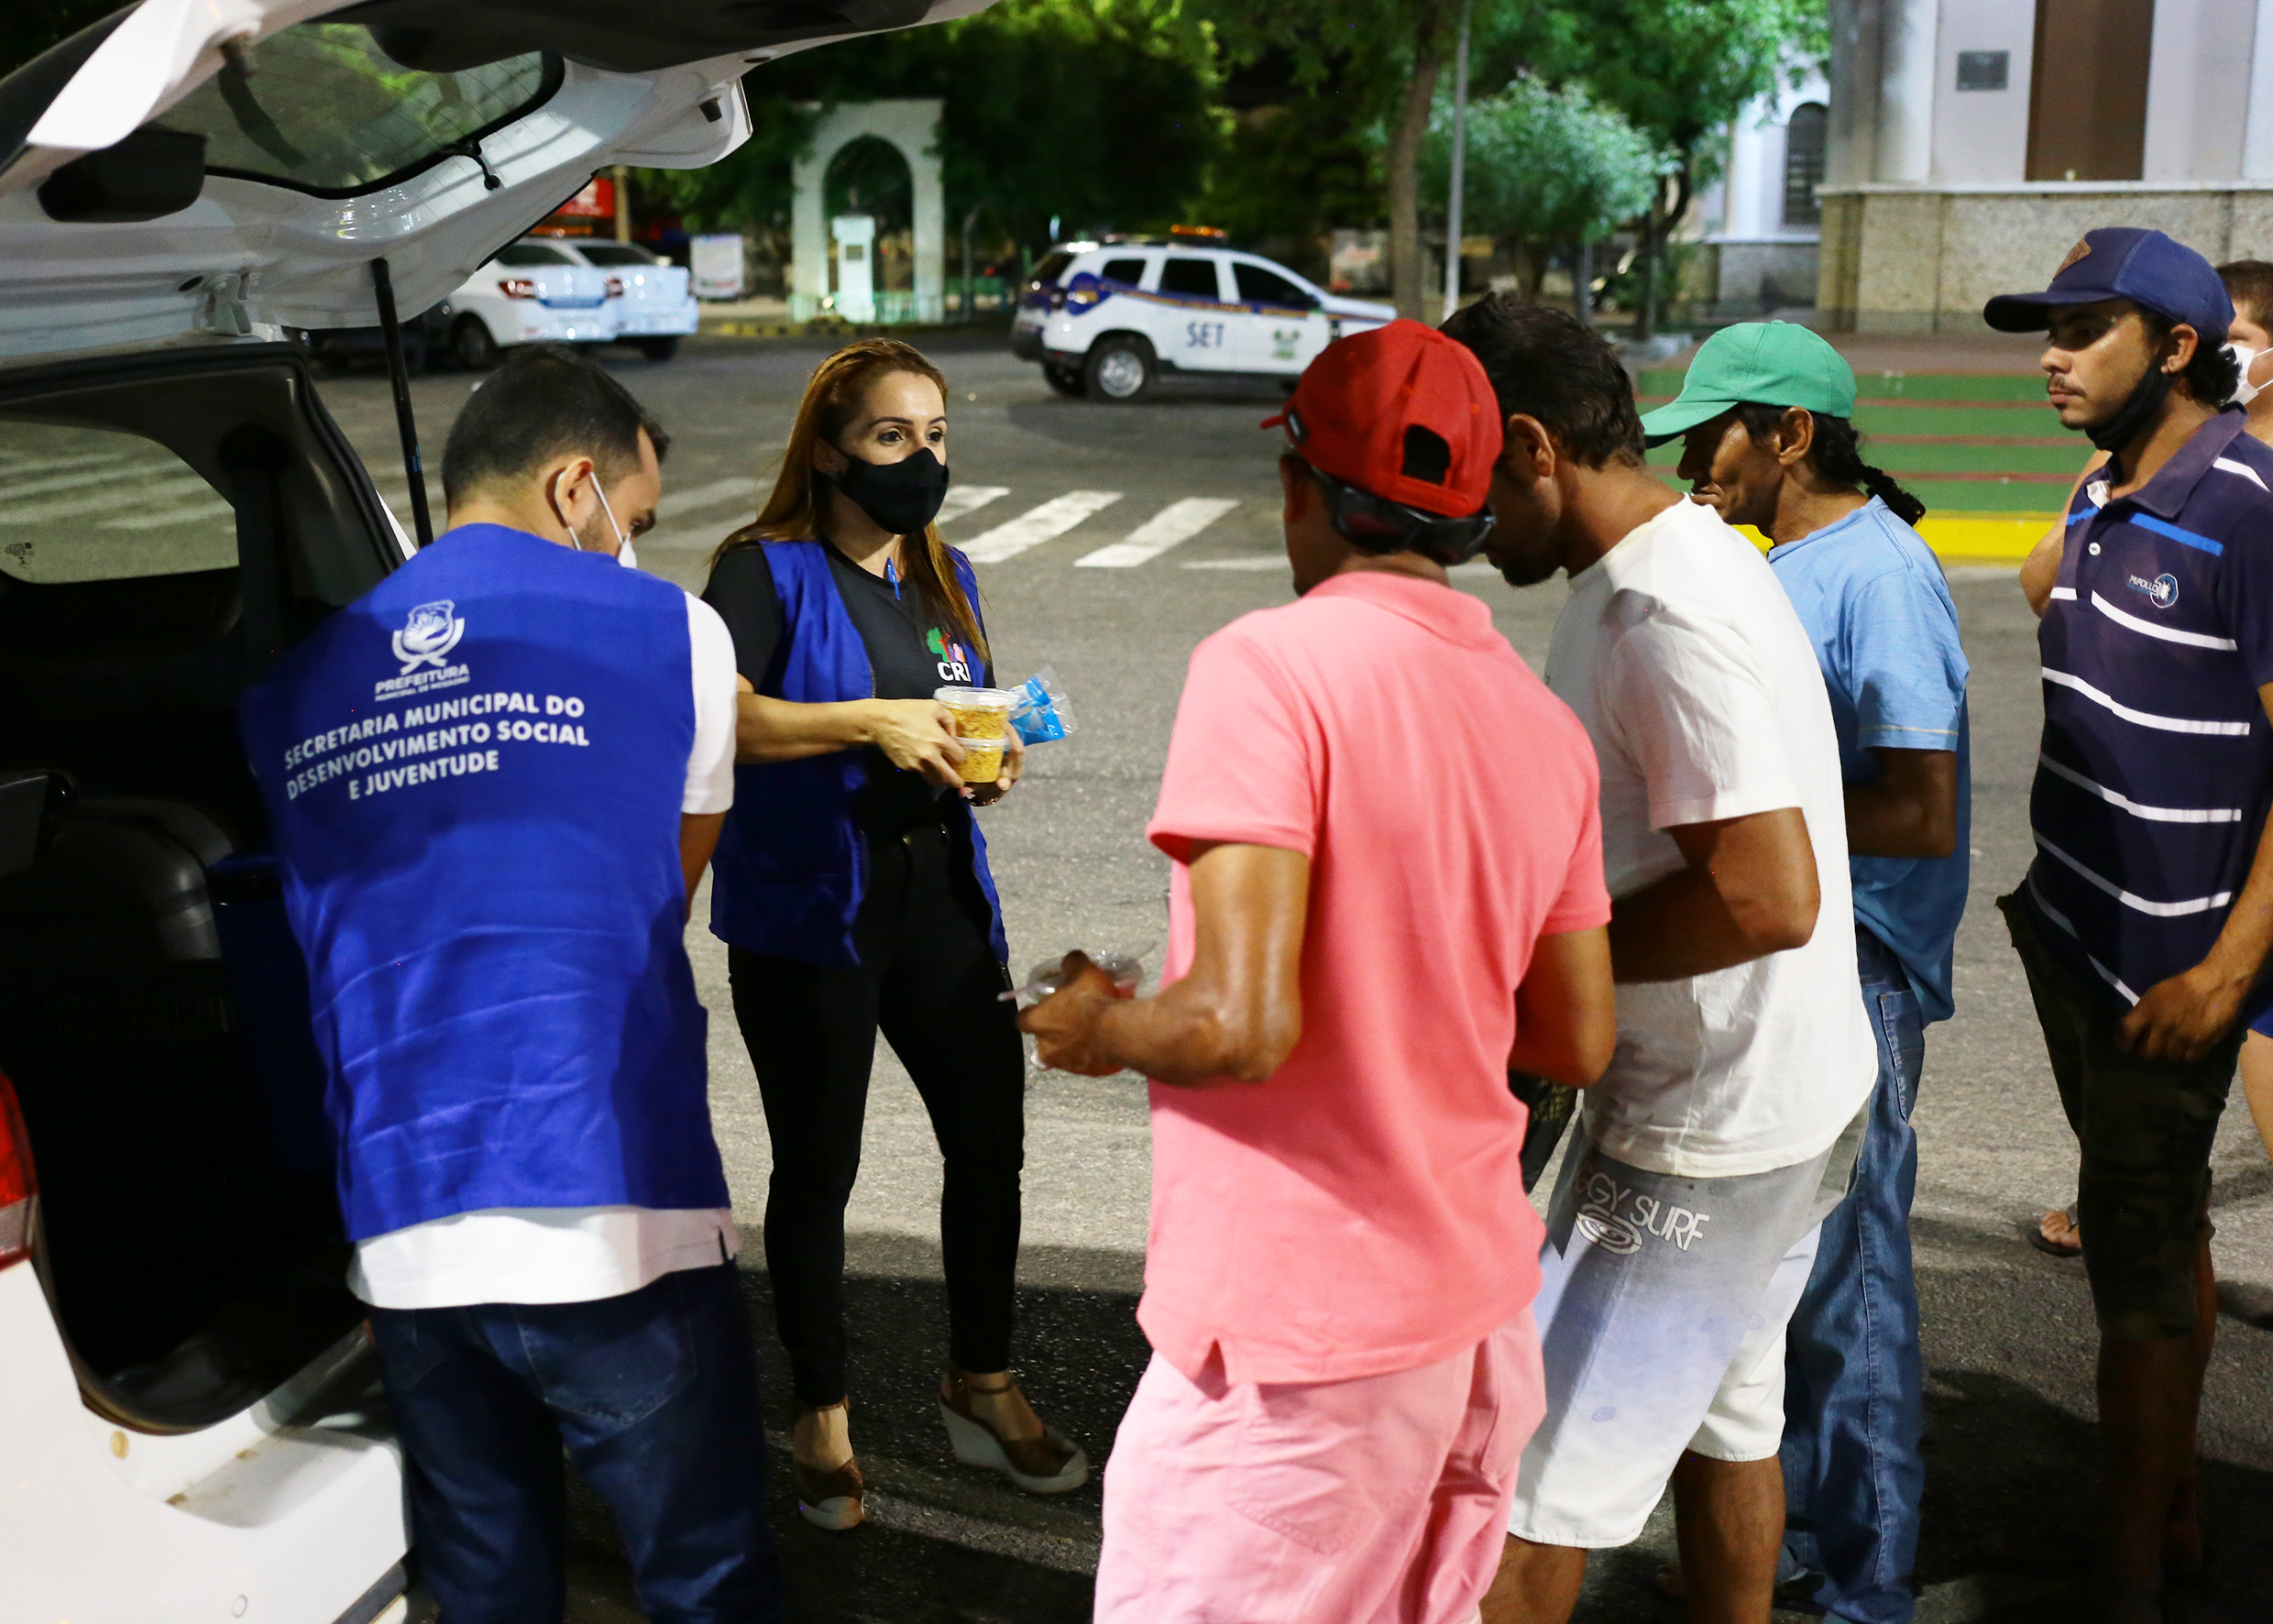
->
xmin=2030 ymin=1205 xmax=2082 ymax=1258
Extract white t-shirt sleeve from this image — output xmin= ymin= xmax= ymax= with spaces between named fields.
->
xmin=1602 ymin=598 xmax=1799 ymax=831
xmin=683 ymin=593 xmax=738 ymax=816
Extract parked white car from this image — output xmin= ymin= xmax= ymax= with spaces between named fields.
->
xmin=0 ymin=0 xmax=981 ymax=1619
xmin=1012 ymin=239 xmax=1398 ymax=401
xmin=555 ymin=239 xmax=700 ymax=361
xmin=436 ymin=239 xmax=621 ymax=369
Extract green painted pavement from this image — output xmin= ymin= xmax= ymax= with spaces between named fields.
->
xmin=1638 ymin=368 xmax=2045 ymax=402
xmin=1639 ymin=371 xmax=2077 ymax=511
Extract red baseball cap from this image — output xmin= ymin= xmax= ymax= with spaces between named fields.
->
xmin=1261 ymin=319 xmax=1501 ymax=517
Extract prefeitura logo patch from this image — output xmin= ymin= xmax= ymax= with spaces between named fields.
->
xmin=393 ymin=600 xmax=465 ymax=674
xmin=376 ymin=599 xmax=472 ymax=704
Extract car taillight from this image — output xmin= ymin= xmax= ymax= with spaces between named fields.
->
xmin=499 ymin=278 xmax=538 ymax=299
xmin=0 ymin=1070 xmax=35 ymax=1269
xmin=605 ymin=276 xmax=624 ymax=298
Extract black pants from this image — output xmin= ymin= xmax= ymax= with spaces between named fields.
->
xmin=727 ymin=819 xmax=1026 ymax=1407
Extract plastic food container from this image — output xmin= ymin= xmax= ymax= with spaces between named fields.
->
xmin=934 ymin=685 xmax=1016 ymax=741
xmin=955 ymin=733 xmax=1006 ymax=785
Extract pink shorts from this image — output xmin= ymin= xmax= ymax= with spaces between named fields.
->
xmin=1093 ymin=1311 xmax=1543 ymax=1624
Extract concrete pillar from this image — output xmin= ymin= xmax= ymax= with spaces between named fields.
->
xmin=790 ymin=111 xmax=829 ymax=320
xmin=1874 ymin=0 xmax=1938 ymax=182
xmin=907 ymin=113 xmax=944 ymax=324
xmin=2244 ymin=0 xmax=2273 ymax=177
xmin=1826 ymin=0 xmax=1883 ymax=189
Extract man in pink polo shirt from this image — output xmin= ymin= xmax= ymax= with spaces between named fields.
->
xmin=1020 ymin=321 xmax=1617 ymax=1623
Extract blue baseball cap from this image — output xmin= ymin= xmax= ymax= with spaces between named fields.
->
xmin=1983 ymin=227 xmax=2234 ymax=337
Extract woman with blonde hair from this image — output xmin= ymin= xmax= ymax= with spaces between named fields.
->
xmin=701 ymin=339 xmax=1084 ymax=1531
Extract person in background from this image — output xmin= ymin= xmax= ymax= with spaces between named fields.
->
xmin=1023 ymin=321 xmax=1615 ymax=1623
xmin=1982 ymin=227 xmax=2273 ymax=1620
xmin=238 ymin=347 xmax=781 ymax=1624
xmin=1651 ymin=322 xmax=1969 ymax=1624
xmin=2026 ymin=258 xmax=2273 ymax=1263
xmin=1444 ymin=297 xmax=1878 ymax=1624
xmin=700 ymin=339 xmax=1082 ymax=1534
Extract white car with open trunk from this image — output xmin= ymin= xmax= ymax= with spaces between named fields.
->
xmin=0 ymin=1 xmax=984 ymax=1619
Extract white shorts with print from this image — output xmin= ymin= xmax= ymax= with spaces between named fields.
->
xmin=1507 ymin=1111 xmax=1863 ymax=1549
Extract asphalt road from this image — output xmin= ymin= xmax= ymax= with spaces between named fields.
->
xmin=324 ymin=328 xmax=2273 ymax=1624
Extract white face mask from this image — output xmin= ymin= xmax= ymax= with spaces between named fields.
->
xmin=589 ymin=477 xmax=639 ymax=571
xmin=556 ymin=466 xmax=638 ymax=569
xmin=2232 ymin=342 xmax=2265 ymax=408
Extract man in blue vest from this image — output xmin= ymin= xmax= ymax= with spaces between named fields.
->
xmin=240 ymin=347 xmax=779 ymax=1624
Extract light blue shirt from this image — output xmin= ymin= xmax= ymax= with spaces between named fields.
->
xmin=1767 ymin=497 xmax=1971 ymax=1023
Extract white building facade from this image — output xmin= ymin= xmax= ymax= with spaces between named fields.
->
xmin=1822 ymin=0 xmax=2273 ymax=329
xmin=1684 ymin=63 xmax=1832 ymax=317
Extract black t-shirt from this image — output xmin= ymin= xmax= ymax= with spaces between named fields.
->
xmin=703 ymin=541 xmax=989 ymax=837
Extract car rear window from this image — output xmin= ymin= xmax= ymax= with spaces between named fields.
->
xmin=574 ymin=244 xmax=660 ymax=267
xmin=1099 ymin=258 xmax=1147 ymax=285
xmin=0 ymin=423 xmax=233 ymax=585
xmin=1029 ymin=251 xmax=1076 ymax=286
xmin=1159 ymin=258 xmax=1223 ymax=299
xmin=496 ymin=244 xmax=577 ymax=267
xmin=151 ymin=23 xmax=561 ymax=198
xmin=1235 ymin=263 xmax=1315 ymax=308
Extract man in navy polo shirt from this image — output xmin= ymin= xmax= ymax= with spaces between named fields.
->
xmin=1985 ymin=228 xmax=2273 ymax=1619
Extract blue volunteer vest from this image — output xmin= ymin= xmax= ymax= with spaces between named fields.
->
xmin=708 ymin=539 xmax=1008 ymax=968
xmin=238 ymin=522 xmax=729 ymax=1242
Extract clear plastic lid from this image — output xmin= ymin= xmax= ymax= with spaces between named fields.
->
xmin=933 ymin=686 xmax=1016 ymax=712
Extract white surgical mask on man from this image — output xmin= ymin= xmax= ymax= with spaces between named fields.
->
xmin=590 ymin=477 xmax=639 ymax=572
xmin=2231 ymin=342 xmax=2267 ymax=409
xmin=553 ymin=464 xmax=640 ymax=570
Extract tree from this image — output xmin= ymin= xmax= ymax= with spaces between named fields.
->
xmin=642 ymin=0 xmax=1224 ymax=260
xmin=1202 ymin=0 xmax=1462 ymax=321
xmin=1419 ymin=76 xmax=1664 ymax=305
xmin=1513 ymin=0 xmax=1826 ymax=335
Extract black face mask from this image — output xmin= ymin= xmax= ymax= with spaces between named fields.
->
xmin=2086 ymin=354 xmax=2175 ymax=456
xmin=822 ymin=445 xmax=950 ymax=536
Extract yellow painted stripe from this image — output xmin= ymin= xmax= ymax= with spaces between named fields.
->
xmin=1736 ymin=513 xmax=2057 ymax=563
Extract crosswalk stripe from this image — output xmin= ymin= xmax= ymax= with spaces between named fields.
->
xmin=3 ymin=459 xmax=177 ymax=503
xmin=2 ymin=474 xmax=214 ymax=526
xmin=939 ymin=485 xmax=1010 ymax=524
xmin=101 ymin=499 xmax=233 ymax=531
xmin=1076 ymin=498 xmax=1238 ymax=568
xmin=0 ymin=450 xmax=147 ymax=484
xmin=961 ymin=491 xmax=1123 ymax=563
xmin=1183 ymin=555 xmax=1284 ymax=571
xmin=664 ymin=476 xmax=757 ymax=519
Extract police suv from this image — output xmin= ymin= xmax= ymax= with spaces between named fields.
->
xmin=1012 ymin=238 xmax=1397 ymax=401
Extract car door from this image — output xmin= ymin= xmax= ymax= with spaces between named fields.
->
xmin=1153 ymin=254 xmax=1239 ymax=372
xmin=1225 ymin=258 xmax=1331 ymax=376
xmin=0 ymin=0 xmax=992 ymax=362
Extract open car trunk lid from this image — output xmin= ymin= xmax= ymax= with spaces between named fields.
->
xmin=0 ymin=0 xmax=989 ymax=363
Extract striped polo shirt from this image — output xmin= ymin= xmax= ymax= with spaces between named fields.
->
xmin=2029 ymin=407 xmax=2273 ymax=1006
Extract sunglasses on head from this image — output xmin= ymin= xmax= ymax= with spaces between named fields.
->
xmin=1305 ymin=464 xmax=1495 ymax=563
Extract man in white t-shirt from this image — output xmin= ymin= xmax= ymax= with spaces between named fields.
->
xmin=1444 ymin=300 xmax=1876 ymax=1624
xmin=239 ymin=349 xmax=781 ymax=1623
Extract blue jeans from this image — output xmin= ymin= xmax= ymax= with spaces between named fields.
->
xmin=368 ymin=1263 xmax=785 ymax=1624
xmin=1779 ymin=928 xmax=1926 ymax=1624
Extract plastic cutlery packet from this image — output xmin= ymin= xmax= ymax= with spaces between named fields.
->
xmin=1008 ymin=666 xmax=1077 ymax=745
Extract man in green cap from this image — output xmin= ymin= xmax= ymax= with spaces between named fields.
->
xmin=1648 ymin=321 xmax=1971 ymax=1624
